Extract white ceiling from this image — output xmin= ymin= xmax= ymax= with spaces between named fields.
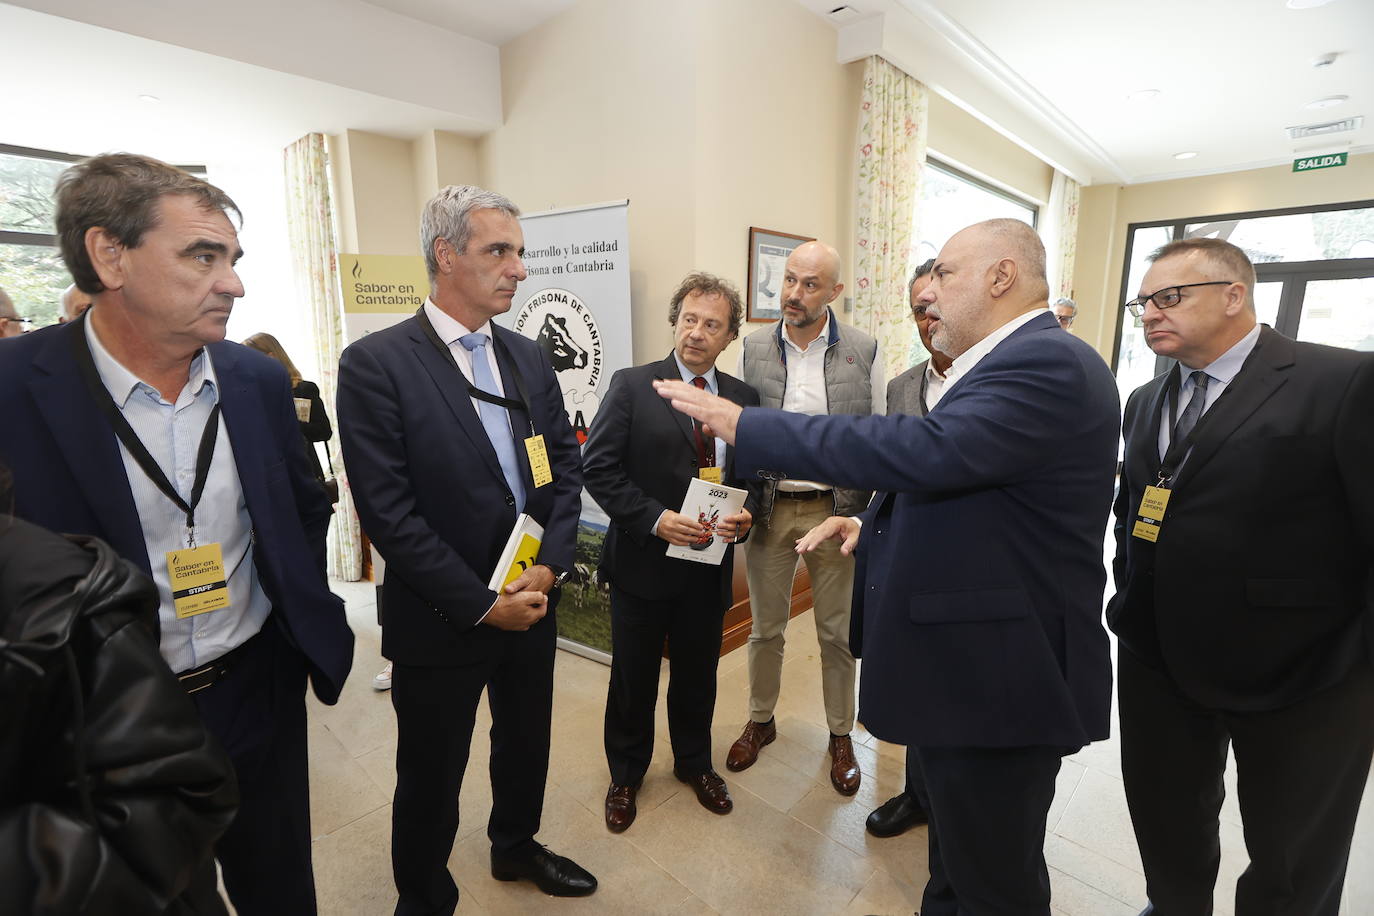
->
xmin=3 ymin=0 xmax=1371 ymax=185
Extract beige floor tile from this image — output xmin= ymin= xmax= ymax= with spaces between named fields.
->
xmin=1048 ymin=866 xmax=1138 ymax=916
xmin=1043 ymin=834 xmax=1144 ymax=909
xmin=622 ymin=781 xmax=873 ymax=914
xmin=313 ymin=806 xmax=399 ymax=915
xmin=355 ymin=740 xmax=398 ymax=799
xmin=841 ymin=864 xmax=923 ymax=916
xmin=670 ymin=894 xmax=721 ymax=915
xmin=308 ymin=718 xmax=390 ymax=837
xmin=1046 ymin=758 xmax=1087 ymax=834
xmin=1052 ymin=767 xmax=1143 ymax=873
xmin=722 ymin=743 xmax=821 ymax=813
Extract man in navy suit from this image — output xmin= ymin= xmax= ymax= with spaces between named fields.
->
xmin=657 ymin=219 xmax=1120 ymax=915
xmin=0 ymin=153 xmax=353 ymax=915
xmin=336 ymin=185 xmax=595 ymax=915
xmin=583 ymin=272 xmax=761 ymax=832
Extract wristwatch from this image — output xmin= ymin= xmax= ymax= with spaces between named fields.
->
xmin=548 ymin=565 xmax=571 ymax=589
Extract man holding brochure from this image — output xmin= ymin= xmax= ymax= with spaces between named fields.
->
xmin=337 ymin=185 xmax=594 ymax=914
xmin=583 ymin=272 xmax=760 ymax=833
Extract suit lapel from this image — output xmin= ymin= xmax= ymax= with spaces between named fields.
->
xmin=28 ymin=323 xmax=151 ymax=572
xmin=655 ymin=354 xmax=698 ymax=453
xmin=410 ymin=321 xmax=508 ymax=486
xmin=1173 ymin=328 xmax=1292 ymax=490
xmin=209 ymin=344 xmax=279 ymax=531
xmin=1125 ymin=372 xmax=1171 ymax=484
xmin=491 ymin=326 xmax=536 ymax=490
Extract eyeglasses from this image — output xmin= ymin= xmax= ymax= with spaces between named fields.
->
xmin=0 ymin=315 xmax=31 ymax=328
xmin=1125 ymin=281 xmax=1234 ymax=318
xmin=1055 ymin=315 xmax=1075 ymax=328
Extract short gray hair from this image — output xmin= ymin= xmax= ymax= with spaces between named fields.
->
xmin=1052 ymin=297 xmax=1077 ymax=316
xmin=907 ymin=258 xmax=935 ymax=292
xmin=420 ymin=185 xmax=521 ymax=282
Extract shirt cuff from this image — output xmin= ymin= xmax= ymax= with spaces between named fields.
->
xmin=651 ymin=509 xmax=668 ymax=537
xmin=475 ymin=595 xmax=498 ymax=624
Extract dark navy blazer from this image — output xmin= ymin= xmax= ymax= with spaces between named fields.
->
xmin=0 ymin=318 xmax=353 ymax=704
xmin=734 ymin=312 xmax=1121 ymax=749
xmin=336 ymin=315 xmax=583 ymax=667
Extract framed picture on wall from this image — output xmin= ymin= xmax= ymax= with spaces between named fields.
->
xmin=746 ymin=227 xmax=814 ymax=323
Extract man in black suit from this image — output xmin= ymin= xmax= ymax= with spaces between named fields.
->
xmin=1110 ymin=237 xmax=1374 ymax=915
xmin=336 ymin=185 xmax=595 ymax=915
xmin=583 ymin=272 xmax=760 ymax=833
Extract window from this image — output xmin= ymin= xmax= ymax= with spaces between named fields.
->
xmin=1112 ymin=199 xmax=1374 ymax=390
xmin=906 ymin=159 xmax=1038 ymax=367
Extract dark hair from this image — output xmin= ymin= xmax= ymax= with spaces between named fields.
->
xmin=908 ymin=259 xmax=936 ymax=291
xmin=668 ymin=272 xmax=744 ymax=339
xmin=55 ymin=153 xmax=241 ymax=294
xmin=1148 ymin=237 xmax=1256 ymax=306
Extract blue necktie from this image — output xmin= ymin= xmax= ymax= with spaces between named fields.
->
xmin=1172 ymin=370 xmax=1211 ymax=446
xmin=459 ymin=332 xmax=525 ymax=513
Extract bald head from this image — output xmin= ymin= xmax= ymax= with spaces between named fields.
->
xmin=0 ymin=286 xmax=22 ymax=338
xmin=60 ymin=283 xmax=93 ymax=323
xmin=780 ymin=240 xmax=845 ymax=341
xmin=916 ymin=218 xmax=1051 ymax=358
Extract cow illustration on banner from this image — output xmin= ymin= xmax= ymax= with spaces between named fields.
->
xmin=512 ymin=288 xmax=603 ymax=445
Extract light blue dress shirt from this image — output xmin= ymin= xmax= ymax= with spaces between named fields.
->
xmin=85 ymin=320 xmax=270 ymax=672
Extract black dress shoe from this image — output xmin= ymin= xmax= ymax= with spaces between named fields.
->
xmin=605 ymin=782 xmax=638 ymax=833
xmin=674 ymin=767 xmax=734 ymax=814
xmin=864 ymin=791 xmax=928 ymax=837
xmin=490 ymin=844 xmax=597 ymax=897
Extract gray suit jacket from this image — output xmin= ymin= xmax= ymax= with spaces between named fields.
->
xmin=886 ymin=359 xmax=931 ymax=418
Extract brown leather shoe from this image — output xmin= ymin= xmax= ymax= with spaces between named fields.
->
xmin=725 ymin=718 xmax=776 ymax=772
xmin=674 ymin=768 xmax=733 ymax=814
xmin=604 ymin=783 xmax=637 ymax=833
xmin=829 ymin=734 xmax=861 ymax=795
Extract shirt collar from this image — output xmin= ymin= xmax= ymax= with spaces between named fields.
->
xmin=780 ymin=310 xmax=832 ymax=354
xmin=424 ymin=298 xmax=491 ymax=344
xmin=672 ymin=351 xmax=718 ymax=393
xmin=946 ymin=308 xmax=1048 ymax=383
xmin=84 ymin=315 xmax=216 ymax=408
xmin=1180 ymin=323 xmax=1261 ymax=384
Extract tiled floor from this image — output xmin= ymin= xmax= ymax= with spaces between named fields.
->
xmin=301 ymin=577 xmax=1374 ymax=915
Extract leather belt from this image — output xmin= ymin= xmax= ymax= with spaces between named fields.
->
xmin=176 ymin=635 xmax=254 ymax=695
xmin=775 ymin=489 xmax=832 ymax=501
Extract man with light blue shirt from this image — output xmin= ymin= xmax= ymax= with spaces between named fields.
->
xmin=583 ymin=272 xmax=760 ymax=833
xmin=0 ymin=153 xmax=353 ymax=915
xmin=1111 ymin=236 xmax=1374 ymax=915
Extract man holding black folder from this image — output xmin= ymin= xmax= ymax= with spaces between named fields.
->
xmin=337 ymin=185 xmax=594 ymax=915
xmin=583 ymin=272 xmax=760 ymax=833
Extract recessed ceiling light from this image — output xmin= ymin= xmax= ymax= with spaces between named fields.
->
xmin=1306 ymin=95 xmax=1349 ymax=109
xmin=1286 ymin=0 xmax=1338 ymax=8
xmin=1174 ymin=151 xmax=1198 ymax=160
xmin=137 ymin=94 xmax=160 ymax=103
xmin=1127 ymin=89 xmax=1161 ymax=102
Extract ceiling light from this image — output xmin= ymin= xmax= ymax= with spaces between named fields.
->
xmin=1287 ymin=116 xmax=1363 ymax=140
xmin=1173 ymin=151 xmax=1198 ymax=160
xmin=1127 ymin=89 xmax=1161 ymax=102
xmin=137 ymin=94 xmax=160 ymax=103
xmin=1312 ymin=52 xmax=1338 ymax=69
xmin=1306 ymin=95 xmax=1349 ymax=109
xmin=1286 ymin=0 xmax=1338 ymax=8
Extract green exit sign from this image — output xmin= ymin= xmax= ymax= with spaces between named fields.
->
xmin=1293 ymin=152 xmax=1348 ymax=172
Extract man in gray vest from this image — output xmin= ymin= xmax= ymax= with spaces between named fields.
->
xmin=726 ymin=240 xmax=884 ymax=795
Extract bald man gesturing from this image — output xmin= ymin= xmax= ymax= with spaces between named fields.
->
xmin=659 ymin=220 xmax=1120 ymax=915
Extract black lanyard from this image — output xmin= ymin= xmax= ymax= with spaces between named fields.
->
xmin=71 ymin=319 xmax=221 ymax=542
xmin=415 ymin=307 xmax=537 ymax=438
xmin=1156 ymin=366 xmax=1225 ymax=487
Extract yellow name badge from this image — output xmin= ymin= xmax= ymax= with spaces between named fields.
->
xmin=699 ymin=467 xmax=723 ymax=484
xmin=524 ymin=434 xmax=553 ymax=488
xmin=166 ymin=543 xmax=231 ymax=619
xmin=1131 ymin=485 xmax=1172 ymax=543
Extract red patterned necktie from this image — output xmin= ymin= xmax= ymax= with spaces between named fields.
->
xmin=691 ymin=377 xmax=715 ymax=469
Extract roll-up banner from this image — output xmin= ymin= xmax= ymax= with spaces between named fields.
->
xmin=496 ymin=199 xmax=632 ymax=662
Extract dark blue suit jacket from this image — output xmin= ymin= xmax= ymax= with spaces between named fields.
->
xmin=336 ymin=314 xmax=583 ymax=667
xmin=0 ymin=319 xmax=353 ymax=704
xmin=734 ymin=312 xmax=1120 ymax=748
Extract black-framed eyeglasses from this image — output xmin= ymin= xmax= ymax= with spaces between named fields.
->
xmin=1055 ymin=314 xmax=1075 ymax=327
xmin=1125 ymin=281 xmax=1234 ymax=318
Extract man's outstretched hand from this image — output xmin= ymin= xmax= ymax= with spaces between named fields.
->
xmin=652 ymin=380 xmax=743 ymax=445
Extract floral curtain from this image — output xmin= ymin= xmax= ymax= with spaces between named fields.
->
xmin=284 ymin=133 xmax=363 ymax=580
xmin=1045 ymin=169 xmax=1081 ymax=301
xmin=852 ymin=55 xmax=928 ymax=383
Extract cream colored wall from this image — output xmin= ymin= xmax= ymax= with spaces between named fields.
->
xmin=926 ymin=93 xmax=1053 ymax=205
xmin=479 ymin=0 xmax=696 ymax=365
xmin=1074 ymin=151 xmax=1374 ymax=360
xmin=692 ymin=0 xmax=862 ymax=372
xmin=332 ymin=129 xmax=421 ymax=258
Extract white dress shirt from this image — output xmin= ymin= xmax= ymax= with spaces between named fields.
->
xmin=423 ymin=299 xmax=513 ymax=426
xmin=85 ymin=318 xmax=270 ymax=673
xmin=652 ymin=353 xmax=725 ymax=536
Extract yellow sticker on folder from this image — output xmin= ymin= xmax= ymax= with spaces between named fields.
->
xmin=500 ymin=533 xmax=543 ymax=590
xmin=699 ymin=467 xmax=722 ymax=484
xmin=167 ymin=543 xmax=230 ymax=619
xmin=524 ymin=434 xmax=553 ymax=488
